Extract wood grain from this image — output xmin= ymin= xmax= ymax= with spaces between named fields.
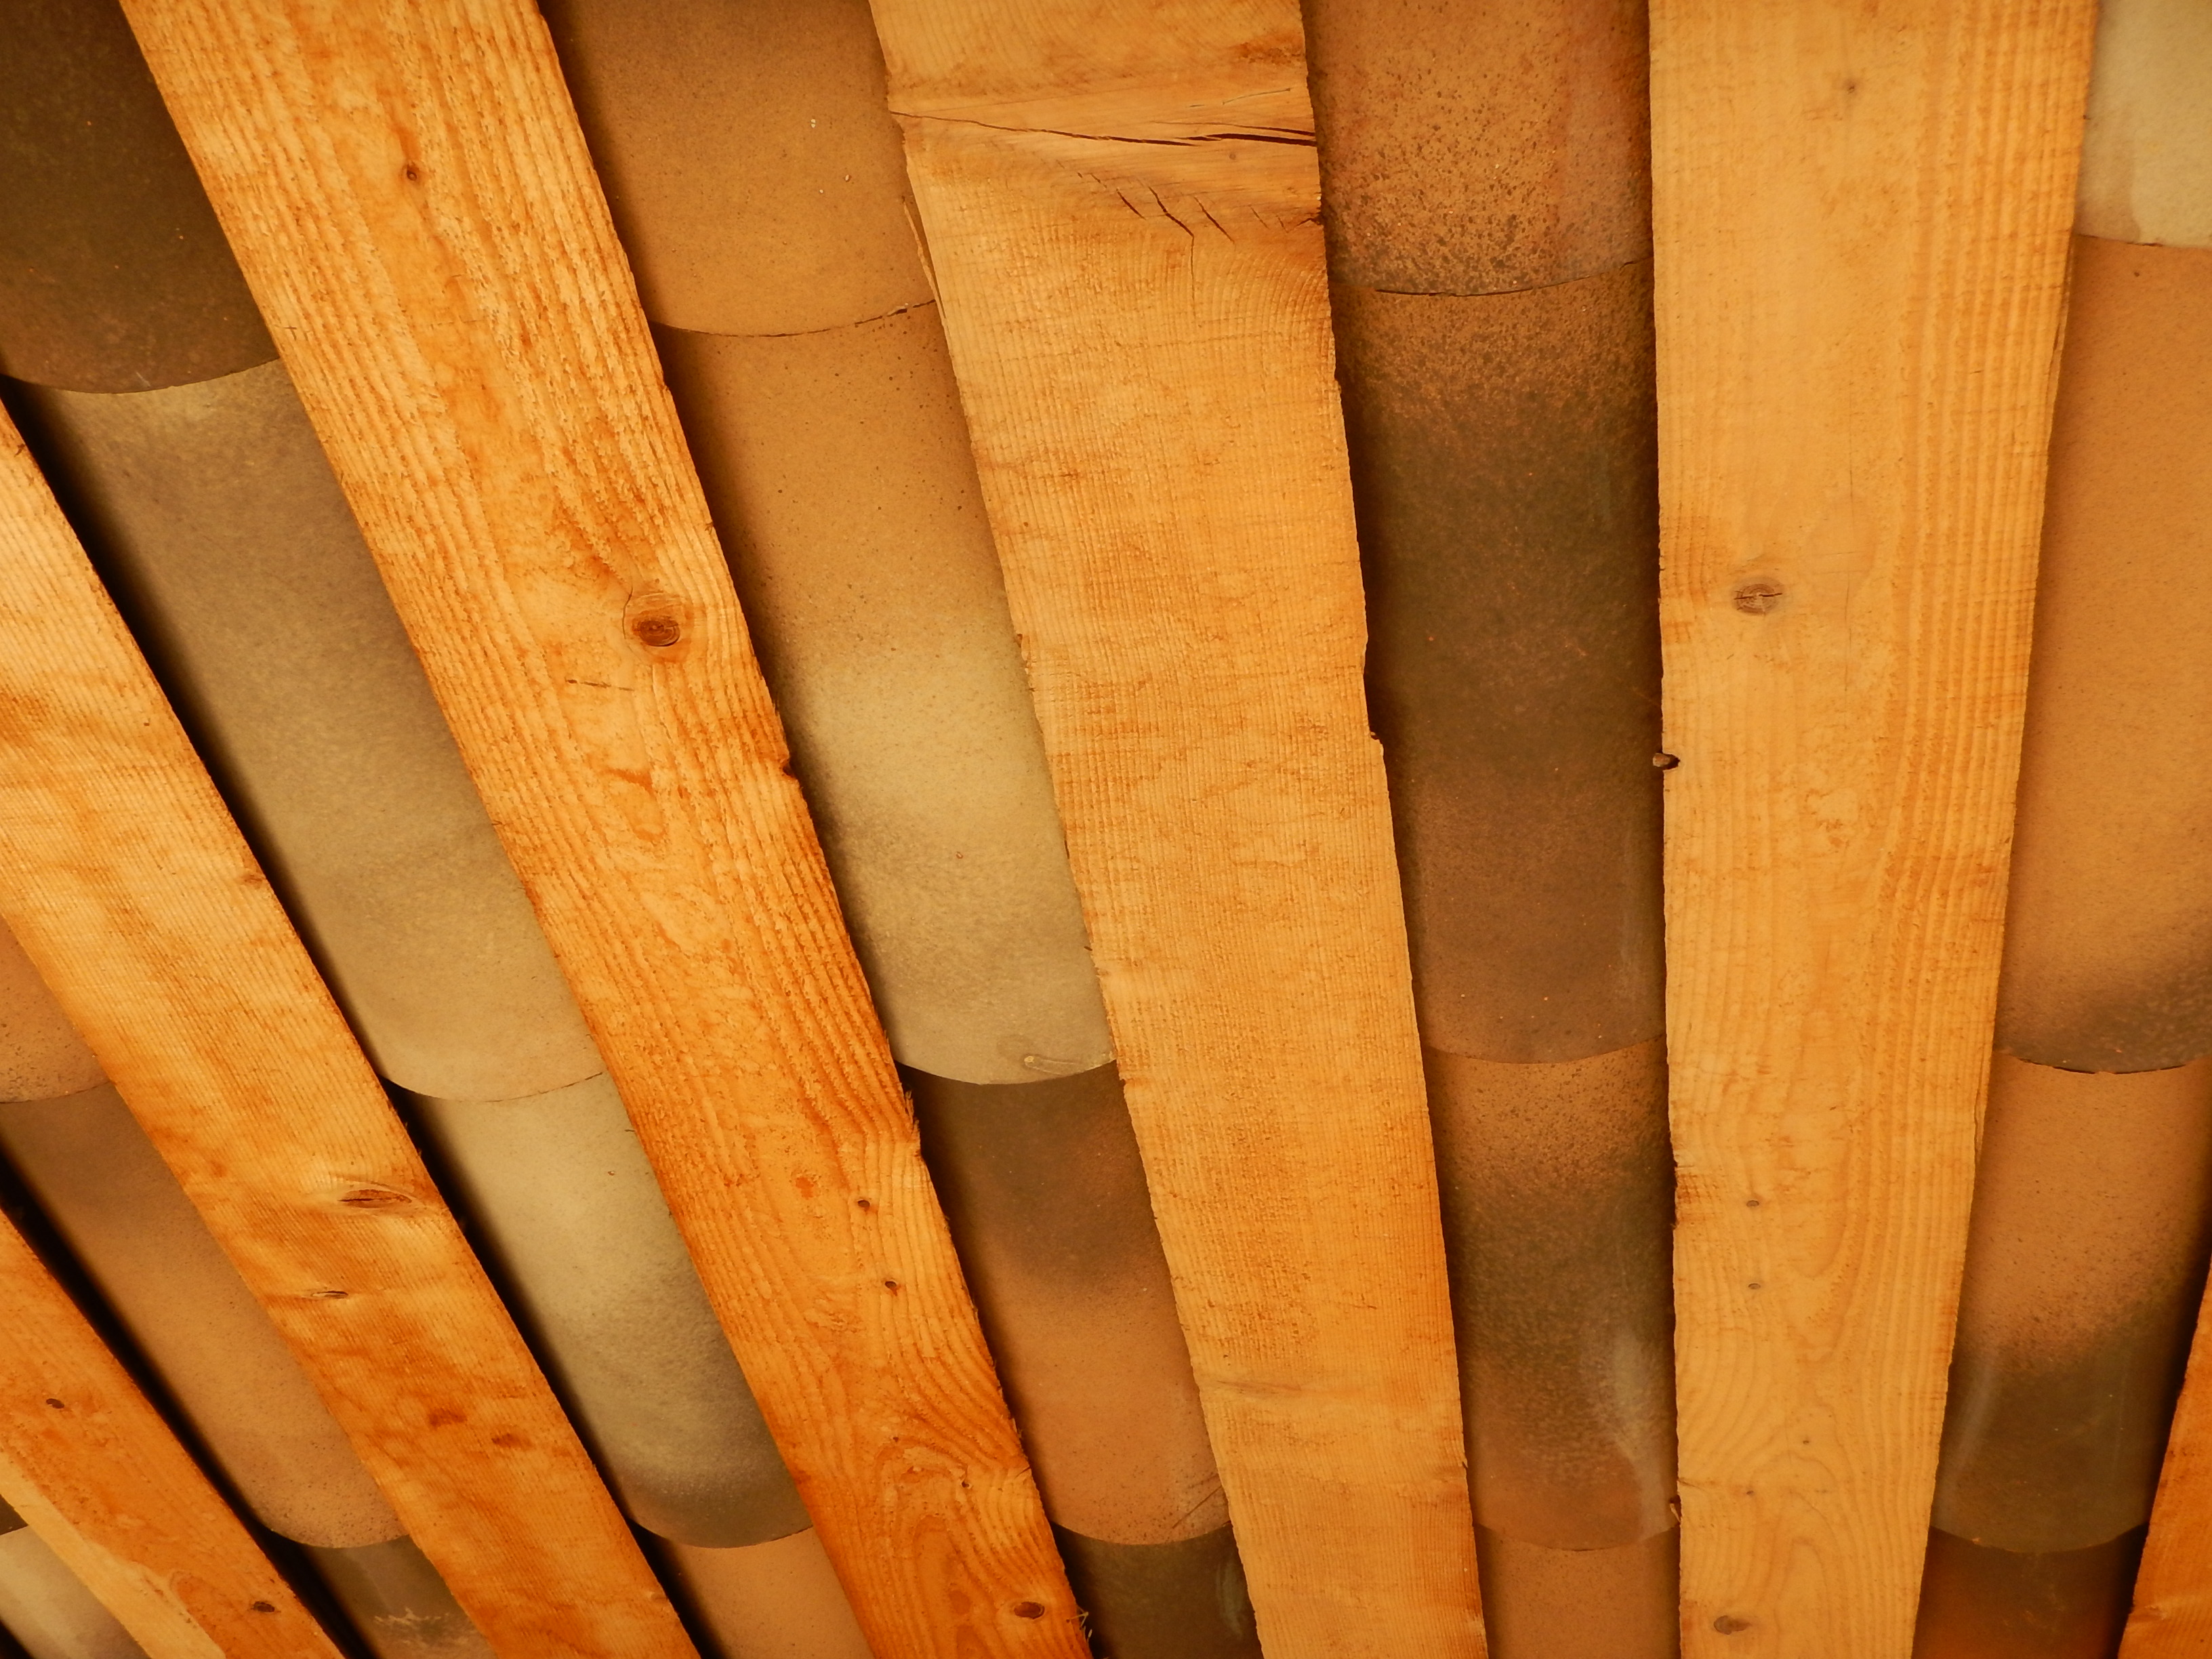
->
xmin=1650 ymin=3 xmax=2095 ymax=1653
xmin=2129 ymin=1265 xmax=2212 ymax=1652
xmin=114 ymin=5 xmax=1082 ymax=1656
xmin=0 ymin=405 xmax=689 ymax=1659
xmin=863 ymin=5 xmax=1483 ymax=1654
xmin=0 ymin=1207 xmax=344 ymax=1659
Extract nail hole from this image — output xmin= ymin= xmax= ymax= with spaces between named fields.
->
xmin=1012 ymin=1602 xmax=1045 ymax=1620
xmin=250 ymin=1601 xmax=276 ymax=1614
xmin=43 ymin=1399 xmax=64 ymax=1410
xmin=1715 ymin=1615 xmax=1753 ymax=1635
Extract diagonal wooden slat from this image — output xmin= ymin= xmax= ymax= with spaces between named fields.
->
xmin=0 ymin=407 xmax=688 ymax=1657
xmin=2086 ymin=6 xmax=2212 ymax=1644
xmin=113 ymin=3 xmax=1084 ymax=1655
xmin=0 ymin=1208 xmax=344 ymax=1659
xmin=1650 ymin=2 xmax=2096 ymax=1652
xmin=861 ymin=3 xmax=1484 ymax=1655
xmin=2133 ymin=1269 xmax=2212 ymax=1650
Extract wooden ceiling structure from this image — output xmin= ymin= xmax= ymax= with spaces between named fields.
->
xmin=0 ymin=1 xmax=2205 ymax=1658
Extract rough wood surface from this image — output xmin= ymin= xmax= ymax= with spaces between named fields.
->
xmin=1650 ymin=3 xmax=2095 ymax=1654
xmin=115 ymin=5 xmax=1082 ymax=1656
xmin=0 ymin=1208 xmax=344 ymax=1659
xmin=0 ymin=409 xmax=689 ymax=1658
xmin=864 ymin=5 xmax=1483 ymax=1654
xmin=2130 ymin=1265 xmax=2212 ymax=1652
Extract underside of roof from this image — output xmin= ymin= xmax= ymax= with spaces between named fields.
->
xmin=0 ymin=2 xmax=2206 ymax=1658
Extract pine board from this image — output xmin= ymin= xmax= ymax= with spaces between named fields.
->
xmin=2130 ymin=1268 xmax=2212 ymax=1651
xmin=865 ymin=4 xmax=1485 ymax=1654
xmin=1650 ymin=3 xmax=2095 ymax=1652
xmin=114 ymin=4 xmax=1082 ymax=1655
xmin=0 ymin=408 xmax=689 ymax=1656
xmin=0 ymin=1208 xmax=344 ymax=1659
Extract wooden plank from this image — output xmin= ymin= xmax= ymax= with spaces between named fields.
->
xmin=112 ymin=5 xmax=1084 ymax=1657
xmin=2132 ymin=1267 xmax=2212 ymax=1650
xmin=2086 ymin=5 xmax=2212 ymax=1644
xmin=0 ymin=409 xmax=688 ymax=1657
xmin=1650 ymin=3 xmax=2095 ymax=1653
xmin=0 ymin=1208 xmax=344 ymax=1659
xmin=861 ymin=5 xmax=1483 ymax=1655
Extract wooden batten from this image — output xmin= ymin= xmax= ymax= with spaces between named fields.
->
xmin=1650 ymin=3 xmax=2095 ymax=1654
xmin=2088 ymin=1 xmax=2212 ymax=1648
xmin=863 ymin=3 xmax=1482 ymax=1654
xmin=0 ymin=1208 xmax=342 ymax=1659
xmin=2137 ymin=1262 xmax=2212 ymax=1650
xmin=0 ymin=407 xmax=688 ymax=1656
xmin=112 ymin=3 xmax=1081 ymax=1656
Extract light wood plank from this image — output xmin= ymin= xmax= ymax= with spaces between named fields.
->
xmin=1650 ymin=3 xmax=2095 ymax=1653
xmin=862 ymin=6 xmax=1483 ymax=1655
xmin=113 ymin=5 xmax=1084 ymax=1656
xmin=2085 ymin=4 xmax=2212 ymax=1643
xmin=2130 ymin=1267 xmax=2212 ymax=1651
xmin=0 ymin=408 xmax=688 ymax=1658
xmin=0 ymin=1210 xmax=344 ymax=1659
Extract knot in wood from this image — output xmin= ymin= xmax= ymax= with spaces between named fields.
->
xmin=623 ymin=590 xmax=691 ymax=655
xmin=1732 ymin=578 xmax=1786 ymax=615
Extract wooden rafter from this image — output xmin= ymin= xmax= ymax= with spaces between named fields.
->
xmin=0 ymin=407 xmax=689 ymax=1656
xmin=114 ymin=3 xmax=1083 ymax=1654
xmin=863 ymin=3 xmax=1484 ymax=1654
xmin=0 ymin=1207 xmax=343 ymax=1659
xmin=2131 ymin=1268 xmax=2212 ymax=1649
xmin=1651 ymin=1 xmax=2096 ymax=1652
